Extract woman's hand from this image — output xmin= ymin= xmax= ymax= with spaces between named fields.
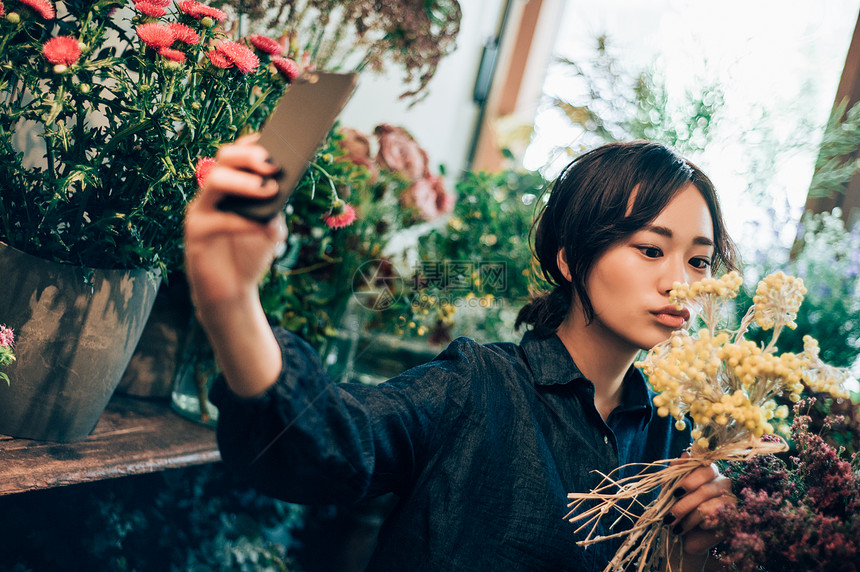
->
xmin=664 ymin=454 xmax=735 ymax=570
xmin=183 ymin=135 xmax=287 ymax=398
xmin=184 ymin=134 xmax=287 ymax=310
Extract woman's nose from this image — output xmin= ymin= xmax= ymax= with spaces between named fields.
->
xmin=659 ymin=258 xmax=689 ymax=294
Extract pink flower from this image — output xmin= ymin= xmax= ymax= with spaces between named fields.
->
xmin=169 ymin=23 xmax=200 ymax=45
xmin=0 ymin=325 xmax=14 ymax=348
xmin=42 ymin=36 xmax=82 ymax=66
xmin=375 ymin=124 xmax=429 ymax=181
xmin=147 ymin=0 xmax=170 ymax=5
xmin=136 ymin=22 xmax=176 ymax=49
xmin=206 ymin=49 xmax=232 ymax=69
xmin=176 ymin=0 xmax=225 ymax=21
xmin=400 ymin=175 xmax=454 ymax=221
xmin=216 ymin=40 xmax=259 ymax=73
xmin=134 ymin=1 xmax=166 ymax=17
xmin=324 ymin=200 xmax=357 ymax=229
xmin=195 ymin=157 xmax=216 ymax=188
xmin=248 ymin=34 xmax=282 ymax=55
xmin=20 ymin=0 xmax=54 ymax=19
xmin=0 ymin=1 xmax=6 ymax=17
xmin=337 ymin=127 xmax=378 ymax=183
xmin=159 ymin=47 xmax=186 ymax=62
xmin=272 ymin=56 xmax=299 ymax=82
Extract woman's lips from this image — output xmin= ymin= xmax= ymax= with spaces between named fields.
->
xmin=652 ymin=306 xmax=691 ymax=329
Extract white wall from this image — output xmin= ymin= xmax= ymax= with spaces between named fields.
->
xmin=338 ymin=0 xmax=507 ymax=179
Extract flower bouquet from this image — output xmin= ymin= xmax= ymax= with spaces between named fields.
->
xmin=566 ymin=270 xmax=851 ymax=572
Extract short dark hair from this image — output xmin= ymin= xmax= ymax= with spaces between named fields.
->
xmin=516 ymin=140 xmax=739 ymax=333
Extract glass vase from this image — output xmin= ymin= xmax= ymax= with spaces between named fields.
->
xmin=171 ymin=317 xmax=219 ymax=427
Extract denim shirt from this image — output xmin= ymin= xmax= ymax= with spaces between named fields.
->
xmin=210 ymin=328 xmax=691 ymax=571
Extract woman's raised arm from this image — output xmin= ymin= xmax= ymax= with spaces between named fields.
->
xmin=183 ymin=135 xmax=287 ymax=398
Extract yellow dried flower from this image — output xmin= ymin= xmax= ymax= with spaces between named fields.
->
xmin=753 ymin=271 xmax=806 ymax=330
xmin=670 ymin=270 xmax=743 ymax=308
xmin=637 ymin=271 xmax=849 ymax=452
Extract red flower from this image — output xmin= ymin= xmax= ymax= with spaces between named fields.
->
xmin=147 ymin=0 xmax=170 ymax=5
xmin=324 ymin=200 xmax=357 ymax=229
xmin=42 ymin=36 xmax=82 ymax=66
xmin=272 ymin=57 xmax=299 ymax=82
xmin=176 ymin=0 xmax=225 ymax=21
xmin=0 ymin=1 xmax=6 ymax=17
xmin=248 ymin=34 xmax=282 ymax=55
xmin=217 ymin=40 xmax=259 ymax=74
xmin=206 ymin=49 xmax=232 ymax=69
xmin=136 ymin=23 xmax=176 ymax=49
xmin=20 ymin=0 xmax=54 ymax=19
xmin=169 ymin=23 xmax=200 ymax=45
xmin=134 ymin=1 xmax=165 ymax=17
xmin=159 ymin=47 xmax=186 ymax=62
xmin=195 ymin=157 xmax=216 ymax=188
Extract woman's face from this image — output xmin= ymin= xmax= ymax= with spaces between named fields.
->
xmin=584 ymin=183 xmax=715 ymax=352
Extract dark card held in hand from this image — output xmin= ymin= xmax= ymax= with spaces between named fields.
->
xmin=217 ymin=71 xmax=359 ymax=222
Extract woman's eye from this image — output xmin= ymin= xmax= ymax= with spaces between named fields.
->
xmin=690 ymin=257 xmax=711 ymax=270
xmin=639 ymin=246 xmax=662 ymax=258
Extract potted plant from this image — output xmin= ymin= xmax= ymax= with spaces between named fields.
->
xmin=0 ymin=0 xmax=299 ymax=440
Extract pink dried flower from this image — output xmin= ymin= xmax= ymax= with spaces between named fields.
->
xmin=324 ymin=200 xmax=357 ymax=229
xmin=19 ymin=0 xmax=54 ymax=19
xmin=375 ymin=124 xmax=428 ymax=181
xmin=134 ymin=1 xmax=165 ymax=17
xmin=206 ymin=49 xmax=232 ymax=69
xmin=337 ymin=127 xmax=378 ymax=183
xmin=400 ymin=175 xmax=454 ymax=221
xmin=709 ymin=402 xmax=860 ymax=571
xmin=136 ymin=22 xmax=176 ymax=49
xmin=168 ymin=23 xmax=200 ymax=45
xmin=216 ymin=40 xmax=259 ymax=74
xmin=248 ymin=34 xmax=282 ymax=55
xmin=42 ymin=36 xmax=82 ymax=66
xmin=0 ymin=325 xmax=14 ymax=348
xmin=272 ymin=56 xmax=299 ymax=82
xmin=176 ymin=0 xmax=225 ymax=21
xmin=159 ymin=47 xmax=186 ymax=62
xmin=195 ymin=157 xmax=216 ymax=188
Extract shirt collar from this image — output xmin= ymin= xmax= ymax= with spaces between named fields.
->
xmin=519 ymin=329 xmax=653 ymax=423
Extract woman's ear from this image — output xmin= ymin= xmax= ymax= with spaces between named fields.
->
xmin=556 ymin=249 xmax=572 ymax=282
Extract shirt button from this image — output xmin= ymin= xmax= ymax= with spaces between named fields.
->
xmin=603 ymin=435 xmax=609 ymax=445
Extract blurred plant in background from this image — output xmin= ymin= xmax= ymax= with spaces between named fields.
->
xmin=734 ymin=207 xmax=860 ymax=454
xmin=0 ymin=463 xmax=305 ymax=570
xmin=258 ymin=123 xmax=454 ymax=351
xmin=359 ymin=168 xmax=548 ymax=346
xmin=220 ymin=0 xmax=462 ymax=102
xmin=808 ymin=98 xmax=860 ymax=200
xmin=543 ymin=35 xmax=723 ymax=163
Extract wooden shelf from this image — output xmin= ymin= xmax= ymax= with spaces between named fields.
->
xmin=0 ymin=394 xmax=220 ymax=496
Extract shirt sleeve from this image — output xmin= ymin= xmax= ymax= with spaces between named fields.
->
xmin=209 ymin=327 xmax=475 ymax=506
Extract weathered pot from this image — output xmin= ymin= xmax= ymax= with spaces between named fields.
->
xmin=117 ymin=276 xmax=193 ymax=399
xmin=0 ymin=242 xmax=160 ymax=442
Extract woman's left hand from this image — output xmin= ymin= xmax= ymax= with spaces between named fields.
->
xmin=665 ymin=454 xmax=735 ymax=556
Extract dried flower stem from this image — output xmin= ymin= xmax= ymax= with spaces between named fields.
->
xmin=567 ymin=437 xmax=789 ymax=572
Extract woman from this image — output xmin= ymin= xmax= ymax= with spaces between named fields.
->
xmin=184 ymin=138 xmax=736 ymax=571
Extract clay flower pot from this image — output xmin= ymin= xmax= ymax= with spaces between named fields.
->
xmin=0 ymin=242 xmax=160 ymax=442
